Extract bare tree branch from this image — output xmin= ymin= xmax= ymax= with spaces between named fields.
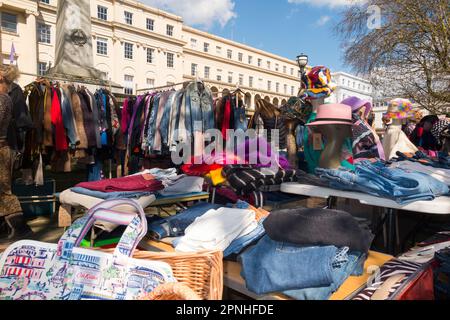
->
xmin=335 ymin=0 xmax=450 ymax=114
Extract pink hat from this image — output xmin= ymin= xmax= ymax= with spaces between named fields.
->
xmin=306 ymin=103 xmax=353 ymax=126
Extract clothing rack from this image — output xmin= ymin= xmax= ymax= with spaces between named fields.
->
xmin=136 ymin=81 xmax=187 ymax=93
xmin=24 ymin=76 xmax=116 ymax=93
xmin=136 ymin=77 xmax=205 ymax=94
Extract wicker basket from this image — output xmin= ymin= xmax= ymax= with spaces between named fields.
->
xmin=101 ymin=249 xmax=223 ymax=300
xmin=141 ymin=283 xmax=202 ymax=300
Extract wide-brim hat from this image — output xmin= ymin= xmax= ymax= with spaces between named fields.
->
xmin=383 ymin=98 xmax=415 ymax=120
xmin=306 ymin=103 xmax=353 ymax=126
xmin=341 ymin=96 xmax=373 ymax=118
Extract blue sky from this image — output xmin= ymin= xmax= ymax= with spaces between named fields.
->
xmin=143 ymin=0 xmax=356 ymax=73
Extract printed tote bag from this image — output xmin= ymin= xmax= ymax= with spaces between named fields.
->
xmin=0 ymin=199 xmax=176 ymax=300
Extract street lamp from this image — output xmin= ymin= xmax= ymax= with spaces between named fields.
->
xmin=296 ymin=53 xmax=309 ymax=76
xmin=296 ymin=53 xmax=308 ymax=93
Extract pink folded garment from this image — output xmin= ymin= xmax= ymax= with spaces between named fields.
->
xmin=76 ymin=174 xmax=164 ymax=193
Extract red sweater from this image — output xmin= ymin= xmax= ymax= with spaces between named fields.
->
xmin=51 ymin=88 xmax=68 ymax=151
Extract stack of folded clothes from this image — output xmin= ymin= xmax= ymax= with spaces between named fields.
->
xmin=148 ymin=201 xmax=269 ymax=257
xmin=222 ymin=165 xmax=299 ymax=195
xmin=239 ymin=208 xmax=374 ymax=300
xmin=71 ymin=173 xmax=164 ymax=199
xmin=158 ymin=175 xmax=205 ymax=196
xmin=175 ymin=207 xmax=257 ymax=252
xmin=316 ymin=160 xmax=449 ymax=204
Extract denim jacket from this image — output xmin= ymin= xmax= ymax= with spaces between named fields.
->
xmin=185 ymin=82 xmax=214 ymax=135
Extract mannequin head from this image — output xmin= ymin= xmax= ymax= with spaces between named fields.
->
xmin=316 ymin=124 xmax=352 ymax=169
xmin=306 ymin=103 xmax=353 ymax=169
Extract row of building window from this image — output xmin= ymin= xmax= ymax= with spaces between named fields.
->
xmin=123 ymin=75 xmax=176 ymax=95
xmin=190 ymin=64 xmax=295 ymax=94
xmin=191 ymin=38 xmax=298 ymax=76
xmin=96 ymin=5 xmax=174 ymax=37
xmin=340 ymin=78 xmax=371 ymax=93
xmin=1 ymin=11 xmax=52 ymax=44
xmin=36 ymin=2 xmax=174 ymax=37
xmin=96 ymin=39 xmax=173 ymax=67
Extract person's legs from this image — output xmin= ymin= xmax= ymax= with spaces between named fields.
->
xmin=0 ymin=146 xmax=32 ymax=240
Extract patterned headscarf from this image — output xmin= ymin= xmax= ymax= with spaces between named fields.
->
xmin=431 ymin=119 xmax=450 ymax=143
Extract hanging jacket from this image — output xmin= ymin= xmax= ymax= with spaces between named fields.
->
xmin=85 ymin=89 xmax=102 ymax=149
xmin=168 ymin=89 xmax=184 ymax=150
xmin=95 ymin=90 xmax=108 ymax=147
xmin=129 ymin=95 xmax=146 ymax=155
xmin=214 ymin=98 xmax=223 ymax=130
xmin=185 ymin=81 xmax=215 ymax=134
xmin=153 ymin=91 xmax=171 ymax=152
xmin=25 ymin=83 xmax=45 ymax=155
xmin=7 ymin=83 xmax=33 ymax=151
xmin=222 ymin=97 xmax=232 ymax=141
xmin=50 ymin=87 xmax=68 ymax=151
xmin=108 ymin=93 xmax=120 ymax=142
xmin=146 ymin=94 xmax=160 ymax=153
xmin=59 ymin=87 xmax=79 ymax=149
xmin=141 ymin=95 xmax=152 ymax=151
xmin=232 ymin=96 xmax=248 ymax=132
xmin=160 ymin=91 xmax=177 ymax=148
xmin=78 ymin=90 xmax=97 ymax=148
xmin=69 ymin=87 xmax=88 ymax=151
xmin=121 ymin=98 xmax=130 ymax=135
xmin=43 ymin=86 xmax=53 ymax=147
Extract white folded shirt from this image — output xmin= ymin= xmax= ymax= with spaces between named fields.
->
xmin=175 ymin=208 xmax=256 ymax=252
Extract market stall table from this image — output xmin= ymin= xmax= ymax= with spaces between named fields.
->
xmin=56 ymin=190 xmax=211 ymax=247
xmin=280 ymin=183 xmax=450 ymax=254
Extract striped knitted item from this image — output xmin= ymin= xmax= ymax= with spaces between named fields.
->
xmin=223 ymin=165 xmax=299 ymax=194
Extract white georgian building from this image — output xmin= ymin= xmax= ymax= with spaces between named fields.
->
xmin=0 ymin=0 xmax=303 ymax=110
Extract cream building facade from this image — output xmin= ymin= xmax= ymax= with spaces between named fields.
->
xmin=0 ymin=0 xmax=303 ymax=110
xmin=326 ymin=72 xmax=373 ymax=105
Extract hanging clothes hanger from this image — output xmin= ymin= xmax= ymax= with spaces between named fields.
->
xmin=231 ymin=83 xmax=245 ymax=96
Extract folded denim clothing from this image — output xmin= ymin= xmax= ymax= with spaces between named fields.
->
xmin=295 ymin=170 xmax=330 ymax=188
xmin=159 ymin=176 xmax=204 ymax=196
xmin=71 ymin=187 xmax=151 ymax=200
xmin=175 ymin=207 xmax=256 ymax=252
xmin=147 ymin=202 xmax=221 ymax=240
xmin=224 ymin=217 xmax=267 ymax=257
xmin=76 ymin=174 xmax=164 ymax=193
xmin=390 ymin=161 xmax=450 ymax=186
xmin=283 ymin=251 xmax=366 ymax=300
xmin=394 ymin=151 xmax=450 ymax=170
xmin=263 ymin=208 xmax=374 ymax=253
xmin=239 ymin=235 xmax=347 ymax=294
xmin=316 ymin=160 xmax=450 ymax=205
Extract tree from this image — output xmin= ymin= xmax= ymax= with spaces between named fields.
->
xmin=336 ymin=0 xmax=450 ymax=115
